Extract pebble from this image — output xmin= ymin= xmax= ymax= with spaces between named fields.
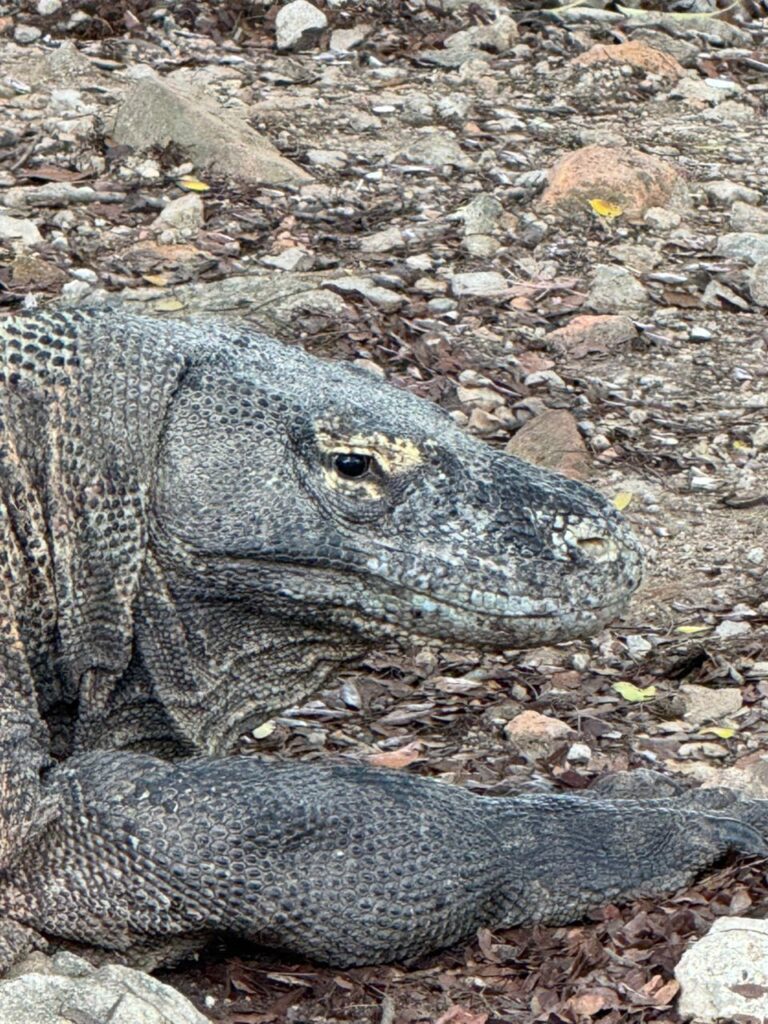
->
xmin=152 ymin=193 xmax=204 ymax=234
xmin=676 ymin=919 xmax=768 ymax=1023
xmin=587 ymin=265 xmax=650 ymax=315
xmin=14 ymin=24 xmax=42 ymax=43
xmin=689 ymin=326 xmax=712 ymax=341
xmin=715 ymin=231 xmax=768 ymax=264
xmin=37 ymin=0 xmax=62 ymax=12
xmin=449 ymin=271 xmax=507 ymax=297
xmin=260 ymin=247 xmax=314 ymax=271
xmin=324 ymin=276 xmax=404 ymax=312
xmin=0 ymin=214 xmax=42 ymax=249
xmin=703 ymin=179 xmax=761 ymax=206
xmin=275 ymin=0 xmax=328 ymax=51
xmin=360 ymin=226 xmax=405 ymax=254
xmin=566 ymin=742 xmax=591 ymax=763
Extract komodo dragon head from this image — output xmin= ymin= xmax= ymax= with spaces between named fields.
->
xmin=0 ymin=310 xmax=642 ymax=755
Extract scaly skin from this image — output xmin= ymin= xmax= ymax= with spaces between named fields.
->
xmin=0 ymin=753 xmax=763 ymax=970
xmin=0 ymin=308 xmax=649 ymax=967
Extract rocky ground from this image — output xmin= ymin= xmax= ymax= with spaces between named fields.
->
xmin=1 ymin=1 xmax=768 ymax=1021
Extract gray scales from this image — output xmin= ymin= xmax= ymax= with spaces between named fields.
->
xmin=0 ymin=308 xmax=761 ymax=970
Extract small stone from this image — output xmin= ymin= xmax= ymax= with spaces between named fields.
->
xmin=328 ymin=24 xmax=371 ymax=51
xmin=360 ymin=226 xmax=405 ymax=254
xmin=260 ymin=247 xmax=314 ymax=271
xmin=524 ymin=370 xmax=565 ymax=388
xmin=399 ymin=134 xmax=473 ymax=171
xmin=275 ymin=0 xmax=328 ymax=51
xmin=306 ymin=149 xmax=347 ymax=169
xmin=676 ymin=919 xmax=768 ymax=1023
xmin=506 ymin=409 xmax=591 ymax=481
xmin=37 ymin=0 xmax=62 ymax=12
xmin=323 ymin=276 xmax=403 ymax=312
xmin=644 ymin=206 xmax=681 ymax=231
xmin=463 ymin=234 xmax=500 ymax=257
xmin=0 ymin=214 xmax=42 ymax=249
xmin=452 ymin=193 xmax=503 ymax=235
xmin=14 ymin=24 xmax=42 ymax=43
xmin=152 ymin=193 xmax=204 ymax=234
xmin=444 ymin=13 xmax=518 ymax=53
xmin=703 ymin=180 xmax=761 ymax=206
xmin=714 ymin=618 xmax=752 ymax=639
xmin=587 ymin=265 xmax=650 ymax=315
xmin=547 ymin=314 xmax=637 ymax=355
xmin=504 ymin=710 xmax=573 ymax=759
xmin=730 ymin=201 xmax=768 ymax=234
xmin=689 ymin=326 xmax=712 ymax=342
xmin=749 ymin=257 xmax=768 ymax=306
xmin=449 ymin=271 xmax=507 ymax=298
xmin=566 ymin=742 xmax=592 ymax=763
xmin=680 ymin=684 xmax=742 ymax=726
xmin=541 ymin=145 xmax=688 ymax=223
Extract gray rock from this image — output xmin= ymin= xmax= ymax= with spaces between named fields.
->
xmin=37 ymin=0 xmax=62 ymax=12
xmin=716 ymin=232 xmax=768 ymax=265
xmin=671 ymin=76 xmax=743 ymax=106
xmin=703 ymin=180 xmax=762 ymax=206
xmin=360 ymin=226 xmax=405 ymax=254
xmin=0 ymin=952 xmax=207 ymax=1024
xmin=111 ymin=72 xmax=309 ymax=186
xmin=731 ymin=201 xmax=768 ymax=234
xmin=676 ymin=918 xmax=768 ymax=1023
xmin=323 ymin=275 xmax=404 ymax=311
xmin=260 ymin=247 xmax=315 ymax=271
xmin=587 ymin=264 xmax=650 ymax=315
xmin=450 ymin=271 xmax=507 ymax=298
xmin=444 ymin=13 xmax=518 ymax=53
xmin=14 ymin=25 xmax=42 ymax=44
xmin=749 ymin=257 xmax=768 ymax=306
xmin=463 ymin=234 xmax=501 ymax=257
xmin=680 ymin=684 xmax=742 ymax=726
xmin=0 ymin=214 xmax=42 ymax=248
xmin=329 ymin=24 xmax=371 ymax=52
xmin=399 ymin=133 xmax=473 ymax=170
xmin=152 ymin=193 xmax=204 ymax=234
xmin=628 ymin=29 xmax=699 ymax=67
xmin=643 ymin=206 xmax=681 ymax=231
xmin=452 ymin=193 xmax=503 ymax=236
xmin=275 ymin=0 xmax=328 ymax=52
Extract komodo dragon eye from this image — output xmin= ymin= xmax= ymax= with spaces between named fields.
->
xmin=333 ymin=452 xmax=372 ymax=479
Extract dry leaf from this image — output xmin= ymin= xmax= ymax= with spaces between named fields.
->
xmin=143 ymin=273 xmax=169 ymax=286
xmin=434 ymin=1008 xmax=489 ymax=1024
xmin=676 ymin=624 xmax=711 ymax=634
xmin=613 ymin=491 xmax=633 ymax=511
xmin=252 ymin=720 xmax=276 ymax=740
xmin=702 ymin=726 xmax=735 ymax=739
xmin=178 ymin=174 xmax=210 ymax=192
xmin=588 ymin=198 xmax=623 ymax=219
xmin=613 ymin=681 xmax=656 ymax=702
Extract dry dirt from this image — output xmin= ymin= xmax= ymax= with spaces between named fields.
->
xmin=1 ymin=1 xmax=768 ymax=1022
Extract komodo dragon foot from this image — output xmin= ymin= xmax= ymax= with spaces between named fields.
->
xmin=0 ymin=752 xmax=762 ymax=971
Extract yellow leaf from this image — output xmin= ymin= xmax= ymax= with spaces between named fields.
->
xmin=676 ymin=625 xmax=711 ymax=634
xmin=613 ymin=491 xmax=633 ymax=511
xmin=589 ymin=198 xmax=623 ymax=220
xmin=252 ymin=720 xmax=276 ymax=740
xmin=143 ymin=273 xmax=169 ymax=287
xmin=177 ymin=175 xmax=210 ymax=192
xmin=616 ymin=1 xmax=738 ymax=18
xmin=702 ymin=726 xmax=736 ymax=739
xmin=613 ymin=681 xmax=656 ymax=702
xmin=154 ymin=298 xmax=185 ymax=312
xmin=733 ymin=440 xmax=750 ymax=451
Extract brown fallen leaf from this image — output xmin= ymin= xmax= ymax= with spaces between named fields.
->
xmin=367 ymin=740 xmax=423 ymax=769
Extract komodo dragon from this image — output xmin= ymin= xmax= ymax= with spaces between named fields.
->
xmin=0 ymin=308 xmax=761 ymax=971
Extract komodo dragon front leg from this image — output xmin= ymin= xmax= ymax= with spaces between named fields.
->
xmin=0 ymin=752 xmax=763 ymax=971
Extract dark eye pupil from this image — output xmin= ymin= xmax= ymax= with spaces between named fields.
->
xmin=334 ymin=453 xmax=371 ymax=479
